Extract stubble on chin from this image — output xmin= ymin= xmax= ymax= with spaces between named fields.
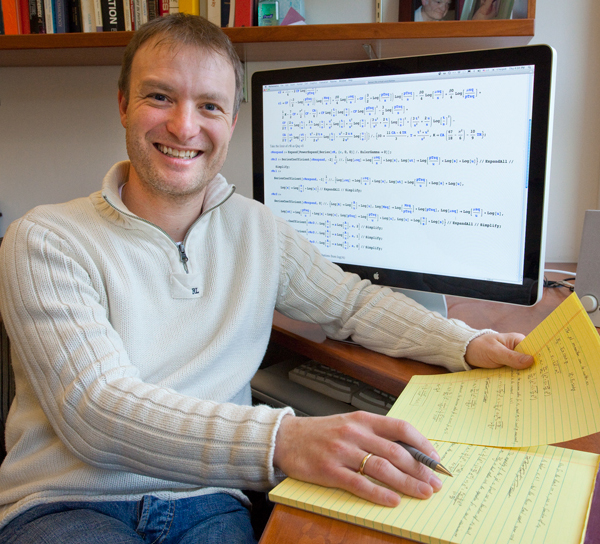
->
xmin=125 ymin=133 xmax=223 ymax=203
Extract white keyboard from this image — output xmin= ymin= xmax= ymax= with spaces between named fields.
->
xmin=288 ymin=360 xmax=397 ymax=415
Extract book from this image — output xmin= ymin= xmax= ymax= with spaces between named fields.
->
xmin=0 ymin=2 xmax=5 ymax=34
xmin=101 ymin=0 xmax=124 ymax=30
xmin=54 ymin=0 xmax=68 ymax=31
xmin=66 ymin=0 xmax=80 ymax=31
xmin=16 ymin=0 xmax=29 ymax=32
xmin=122 ymin=0 xmax=131 ymax=29
xmin=233 ymin=0 xmax=252 ymax=26
xmin=78 ymin=0 xmax=94 ymax=30
xmin=157 ymin=0 xmax=168 ymax=15
xmin=177 ymin=0 xmax=198 ymax=15
xmin=147 ymin=0 xmax=158 ymax=20
xmin=29 ymin=0 xmax=45 ymax=32
xmin=206 ymin=0 xmax=218 ymax=24
xmin=270 ymin=293 xmax=600 ymax=544
xmin=220 ymin=0 xmax=233 ymax=26
xmin=43 ymin=0 xmax=53 ymax=31
xmin=1 ymin=0 xmax=20 ymax=33
xmin=92 ymin=0 xmax=102 ymax=30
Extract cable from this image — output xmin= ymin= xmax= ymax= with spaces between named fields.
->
xmin=544 ymin=269 xmax=577 ymax=277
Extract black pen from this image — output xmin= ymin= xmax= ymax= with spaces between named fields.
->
xmin=396 ymin=441 xmax=453 ymax=477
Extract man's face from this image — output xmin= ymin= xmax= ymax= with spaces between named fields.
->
xmin=118 ymin=39 xmax=238 ymax=202
xmin=421 ymin=0 xmax=450 ymax=20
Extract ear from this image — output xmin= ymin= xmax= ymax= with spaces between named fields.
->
xmin=118 ymin=89 xmax=128 ymax=129
xmin=230 ymin=113 xmax=238 ymax=138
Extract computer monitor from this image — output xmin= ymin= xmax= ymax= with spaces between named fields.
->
xmin=252 ymin=45 xmax=555 ymax=313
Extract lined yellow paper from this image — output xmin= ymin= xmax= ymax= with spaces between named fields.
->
xmin=387 ymin=293 xmax=600 ymax=447
xmin=270 ymin=442 xmax=599 ymax=544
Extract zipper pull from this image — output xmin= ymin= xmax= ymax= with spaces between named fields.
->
xmin=178 ymin=243 xmax=189 ymax=274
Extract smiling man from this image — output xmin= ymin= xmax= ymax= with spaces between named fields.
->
xmin=0 ymin=14 xmax=533 ymax=544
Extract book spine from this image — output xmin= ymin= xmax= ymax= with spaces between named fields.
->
xmin=93 ymin=0 xmax=102 ymax=30
xmin=66 ymin=0 xmax=81 ymax=31
xmin=177 ymin=0 xmax=198 ymax=14
xmin=0 ymin=1 xmax=5 ymax=34
xmin=1 ymin=0 xmax=21 ymax=34
xmin=157 ymin=0 xmax=166 ymax=15
xmin=234 ymin=0 xmax=253 ymax=26
xmin=168 ymin=0 xmax=176 ymax=14
xmin=79 ymin=0 xmax=94 ymax=31
xmin=228 ymin=0 xmax=234 ymax=26
xmin=206 ymin=0 xmax=218 ymax=25
xmin=121 ymin=0 xmax=130 ymax=28
xmin=19 ymin=0 xmax=30 ymax=31
xmin=101 ymin=0 xmax=124 ymax=30
xmin=54 ymin=0 xmax=67 ymax=30
xmin=43 ymin=0 xmax=53 ymax=31
xmin=147 ymin=0 xmax=157 ymax=20
xmin=132 ymin=0 xmax=140 ymax=28
xmin=220 ymin=0 xmax=229 ymax=26
xmin=30 ymin=0 xmax=46 ymax=31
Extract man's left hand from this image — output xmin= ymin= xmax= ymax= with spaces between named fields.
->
xmin=465 ymin=333 xmax=534 ymax=369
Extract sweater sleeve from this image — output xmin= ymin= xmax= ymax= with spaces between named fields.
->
xmin=274 ymin=218 xmax=492 ymax=372
xmin=0 ymin=218 xmax=293 ymax=491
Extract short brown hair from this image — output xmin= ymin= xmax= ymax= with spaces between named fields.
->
xmin=118 ymin=13 xmax=244 ymax=117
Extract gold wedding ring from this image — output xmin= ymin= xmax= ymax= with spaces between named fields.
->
xmin=358 ymin=453 xmax=373 ymax=475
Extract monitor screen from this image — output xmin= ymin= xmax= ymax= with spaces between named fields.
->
xmin=252 ymin=45 xmax=555 ymax=307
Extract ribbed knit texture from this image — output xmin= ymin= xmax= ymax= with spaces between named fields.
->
xmin=0 ymin=161 xmax=487 ymax=529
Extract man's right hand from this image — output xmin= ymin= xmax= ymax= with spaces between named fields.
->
xmin=273 ymin=411 xmax=444 ymax=507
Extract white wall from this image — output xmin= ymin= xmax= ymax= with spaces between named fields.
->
xmin=2 ymin=0 xmax=599 ymax=263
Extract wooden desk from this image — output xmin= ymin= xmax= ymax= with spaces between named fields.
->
xmin=270 ymin=267 xmax=575 ymax=398
xmin=261 ymin=266 xmax=599 ymax=544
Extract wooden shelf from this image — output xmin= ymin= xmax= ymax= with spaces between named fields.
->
xmin=0 ymin=19 xmax=535 ymax=66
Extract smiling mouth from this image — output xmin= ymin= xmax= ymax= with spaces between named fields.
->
xmin=156 ymin=143 xmax=200 ymax=159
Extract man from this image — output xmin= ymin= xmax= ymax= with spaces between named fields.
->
xmin=0 ymin=14 xmax=533 ymax=544
xmin=414 ymin=0 xmax=498 ymax=21
xmin=414 ymin=0 xmax=452 ymax=21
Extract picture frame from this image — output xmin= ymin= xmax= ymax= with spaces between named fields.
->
xmin=457 ymin=0 xmax=516 ymax=20
xmin=410 ymin=0 xmax=457 ymax=22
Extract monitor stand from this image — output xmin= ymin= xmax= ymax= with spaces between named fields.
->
xmin=393 ymin=289 xmax=448 ymax=319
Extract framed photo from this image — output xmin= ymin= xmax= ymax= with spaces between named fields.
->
xmin=457 ymin=0 xmax=516 ymax=20
xmin=411 ymin=0 xmax=457 ymax=22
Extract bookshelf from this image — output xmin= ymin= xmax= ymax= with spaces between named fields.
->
xmin=0 ymin=16 xmax=535 ymax=67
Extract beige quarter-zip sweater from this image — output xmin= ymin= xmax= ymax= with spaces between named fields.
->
xmin=0 ymin=161 xmax=485 ymax=529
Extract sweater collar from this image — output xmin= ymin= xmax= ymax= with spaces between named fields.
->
xmin=100 ymin=161 xmax=236 ymax=218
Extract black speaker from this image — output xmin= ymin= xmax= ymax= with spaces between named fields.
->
xmin=575 ymin=210 xmax=600 ymax=327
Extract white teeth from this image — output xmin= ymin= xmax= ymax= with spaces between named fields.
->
xmin=157 ymin=144 xmax=199 ymax=159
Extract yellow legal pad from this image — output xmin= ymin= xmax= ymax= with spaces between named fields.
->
xmin=270 ymin=442 xmax=599 ymax=544
xmin=387 ymin=292 xmax=600 ymax=447
xmin=269 ymin=292 xmax=600 ymax=543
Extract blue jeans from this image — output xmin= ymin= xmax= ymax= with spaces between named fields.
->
xmin=0 ymin=493 xmax=258 ymax=544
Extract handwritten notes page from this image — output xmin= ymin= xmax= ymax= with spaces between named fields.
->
xmin=387 ymin=293 xmax=600 ymax=447
xmin=270 ymin=442 xmax=599 ymax=544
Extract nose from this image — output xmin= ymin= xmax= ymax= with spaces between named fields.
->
xmin=166 ymin=103 xmax=202 ymax=143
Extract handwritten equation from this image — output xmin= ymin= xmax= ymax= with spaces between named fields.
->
xmin=388 ymin=293 xmax=600 ymax=448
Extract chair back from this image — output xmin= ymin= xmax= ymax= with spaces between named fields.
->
xmin=0 ymin=317 xmax=14 ymax=461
